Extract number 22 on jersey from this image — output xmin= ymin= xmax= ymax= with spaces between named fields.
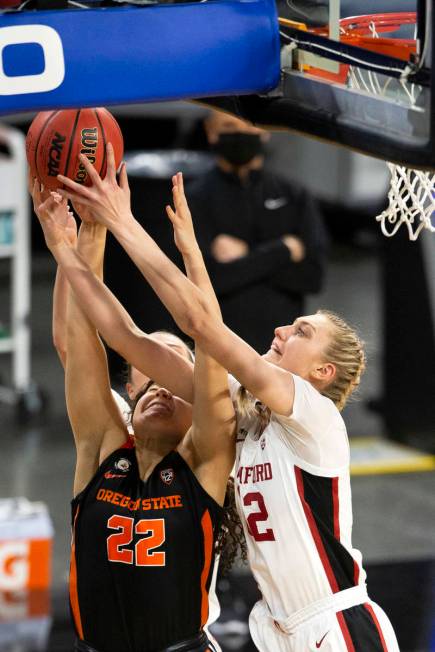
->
xmin=107 ymin=515 xmax=166 ymax=567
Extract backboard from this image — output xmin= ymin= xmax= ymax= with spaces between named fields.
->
xmin=0 ymin=0 xmax=433 ymax=169
xmin=204 ymin=0 xmax=435 ymax=169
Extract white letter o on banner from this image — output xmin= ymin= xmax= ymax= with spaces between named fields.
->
xmin=0 ymin=24 xmax=65 ymax=95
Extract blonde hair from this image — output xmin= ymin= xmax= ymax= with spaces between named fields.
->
xmin=234 ymin=385 xmax=271 ymax=434
xmin=317 ymin=309 xmax=366 ymax=411
xmin=150 ymin=330 xmax=195 ymax=362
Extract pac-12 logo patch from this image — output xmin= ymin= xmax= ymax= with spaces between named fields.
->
xmin=115 ymin=458 xmax=131 ymax=473
xmin=160 ymin=468 xmax=174 ymax=485
xmin=260 ymin=437 xmax=266 ymax=450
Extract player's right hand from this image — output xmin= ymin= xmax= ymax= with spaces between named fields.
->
xmin=56 ymin=143 xmax=132 ymax=234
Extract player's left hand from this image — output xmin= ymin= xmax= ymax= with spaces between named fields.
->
xmin=33 ymin=180 xmax=76 ymax=251
xmin=165 ymin=172 xmax=199 ymax=257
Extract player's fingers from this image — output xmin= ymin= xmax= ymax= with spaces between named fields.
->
xmin=106 ymin=143 xmax=117 ymax=182
xmin=78 ymin=154 xmax=102 ymax=187
xmin=178 ymin=172 xmax=185 ymax=195
xmin=119 ymin=162 xmax=130 ymax=191
xmin=165 ymin=205 xmax=176 ymax=223
xmin=172 ymin=186 xmax=183 ymax=213
xmin=56 ymin=188 xmax=92 ymax=208
xmin=38 ymin=195 xmax=58 ymax=216
xmin=32 ymin=178 xmax=42 ymax=205
xmin=57 ymin=174 xmax=95 ymax=200
xmin=50 ymin=191 xmax=63 ymax=204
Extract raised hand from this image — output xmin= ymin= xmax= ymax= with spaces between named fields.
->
xmin=56 ymin=143 xmax=132 ymax=232
xmin=165 ymin=172 xmax=198 ymax=257
xmin=32 ymin=180 xmax=76 ymax=251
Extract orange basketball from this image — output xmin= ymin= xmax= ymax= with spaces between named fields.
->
xmin=26 ymin=108 xmax=124 ymax=191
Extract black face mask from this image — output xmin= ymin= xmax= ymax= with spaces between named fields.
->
xmin=213 ymin=133 xmax=263 ymax=166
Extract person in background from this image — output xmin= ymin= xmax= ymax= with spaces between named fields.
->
xmin=187 ymin=110 xmax=328 ymax=353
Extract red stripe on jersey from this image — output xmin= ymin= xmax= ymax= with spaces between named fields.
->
xmin=69 ymin=507 xmax=84 ymax=640
xmin=337 ymin=611 xmax=356 ymax=652
xmin=354 ymin=559 xmax=360 ymax=585
xmin=200 ymin=510 xmax=213 ymax=627
xmin=121 ymin=435 xmax=135 ymax=449
xmin=332 ymin=476 xmax=340 ymax=540
xmin=295 ymin=466 xmax=340 ymax=593
xmin=364 ymin=603 xmax=389 ymax=652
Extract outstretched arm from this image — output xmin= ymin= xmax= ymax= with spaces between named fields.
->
xmin=35 ymin=180 xmax=194 ymax=403
xmin=52 ymin=268 xmax=69 ymax=368
xmin=166 ymin=173 xmax=221 ymax=318
xmin=166 ymin=173 xmax=235 ymax=505
xmin=32 ymin=185 xmax=127 ymax=497
xmin=57 ymin=147 xmax=295 ymax=416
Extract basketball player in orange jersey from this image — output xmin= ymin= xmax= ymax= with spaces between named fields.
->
xmin=55 ymin=145 xmax=400 ymax=652
xmin=32 ymin=183 xmax=238 ymax=652
xmin=44 ymin=192 xmax=224 ymax=638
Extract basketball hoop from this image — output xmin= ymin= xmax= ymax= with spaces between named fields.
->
xmin=336 ymin=13 xmax=435 ymax=240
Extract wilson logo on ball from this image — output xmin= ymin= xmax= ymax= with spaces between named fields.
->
xmin=75 ymin=127 xmax=98 ymax=184
xmin=26 ymin=108 xmax=124 ymax=191
xmin=47 ymin=132 xmax=66 ymax=178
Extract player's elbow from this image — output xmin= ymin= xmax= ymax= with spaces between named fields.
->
xmin=52 ymin=332 xmax=67 ymax=368
xmin=177 ymin=297 xmax=211 ymax=340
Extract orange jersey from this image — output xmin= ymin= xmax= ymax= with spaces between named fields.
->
xmin=70 ymin=441 xmax=222 ymax=651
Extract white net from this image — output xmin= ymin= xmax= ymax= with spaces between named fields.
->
xmin=376 ymin=164 xmax=435 ymax=240
xmin=346 ymin=18 xmax=435 ymax=240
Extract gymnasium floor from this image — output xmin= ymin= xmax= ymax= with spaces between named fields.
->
xmin=0 ymin=237 xmax=434 ymax=651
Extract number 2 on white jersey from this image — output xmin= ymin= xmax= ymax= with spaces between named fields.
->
xmin=243 ymin=492 xmax=276 ymax=542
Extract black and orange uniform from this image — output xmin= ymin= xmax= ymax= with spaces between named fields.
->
xmin=70 ymin=438 xmax=222 ymax=652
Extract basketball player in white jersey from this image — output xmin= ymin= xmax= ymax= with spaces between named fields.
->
xmin=54 ymin=146 xmax=400 ymax=652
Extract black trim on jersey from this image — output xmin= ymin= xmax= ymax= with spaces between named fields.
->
xmin=341 ymin=604 xmax=387 ymax=652
xmin=298 ymin=468 xmax=356 ymax=592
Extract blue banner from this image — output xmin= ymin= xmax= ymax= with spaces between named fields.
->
xmin=0 ymin=2 xmax=280 ymax=115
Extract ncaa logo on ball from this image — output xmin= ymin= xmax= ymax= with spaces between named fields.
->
xmin=47 ymin=132 xmax=66 ymax=178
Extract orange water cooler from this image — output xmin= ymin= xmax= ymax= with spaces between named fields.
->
xmin=0 ymin=498 xmax=53 ymax=649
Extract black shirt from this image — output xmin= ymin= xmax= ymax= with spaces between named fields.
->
xmin=187 ymin=166 xmax=327 ymax=353
xmin=70 ymin=439 xmax=222 ymax=652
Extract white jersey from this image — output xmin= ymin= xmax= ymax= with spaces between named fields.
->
xmin=229 ymin=374 xmax=366 ymax=621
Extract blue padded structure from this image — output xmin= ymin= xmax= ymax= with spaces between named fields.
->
xmin=0 ymin=1 xmax=280 ymax=115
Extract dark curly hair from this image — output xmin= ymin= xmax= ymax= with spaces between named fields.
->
xmin=216 ymin=476 xmax=248 ymax=575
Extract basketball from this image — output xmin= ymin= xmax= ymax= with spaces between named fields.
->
xmin=26 ymin=108 xmax=124 ymax=191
